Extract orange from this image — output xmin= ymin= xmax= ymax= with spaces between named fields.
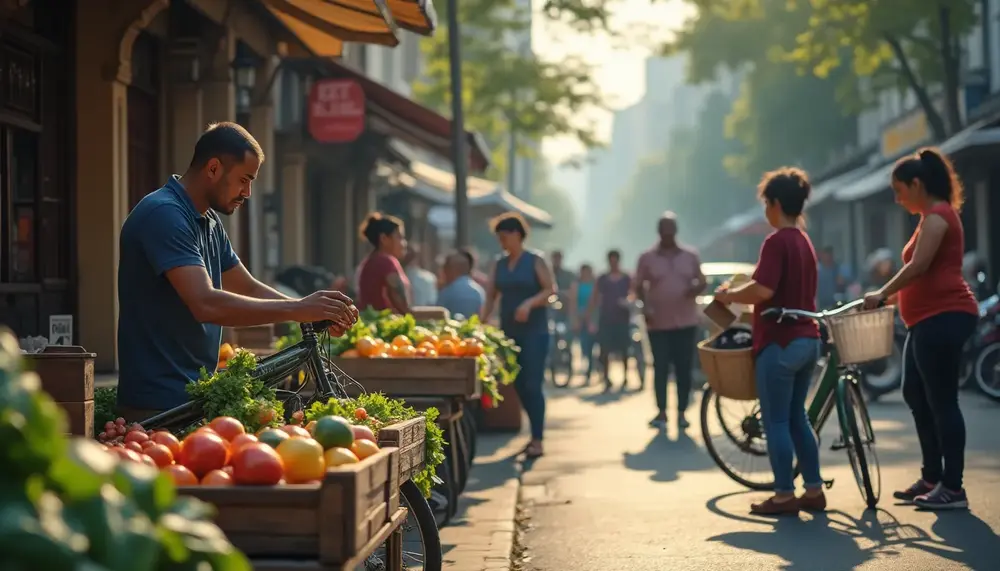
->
xmin=415 ymin=347 xmax=429 ymax=358
xmin=462 ymin=338 xmax=484 ymax=356
xmin=418 ymin=341 xmax=436 ymax=351
xmin=355 ymin=336 xmax=379 ymax=358
xmin=437 ymin=331 xmax=460 ymax=345
xmin=340 ymin=348 xmax=359 ymax=358
xmin=209 ymin=416 xmax=246 ymax=441
xmin=391 ymin=335 xmax=413 ymax=348
xmin=374 ymin=352 xmax=391 ymax=359
xmin=275 ymin=437 xmax=326 ymax=483
xmin=219 ymin=343 xmax=235 ymax=361
xmin=437 ymin=340 xmax=457 ymax=356
xmin=280 ymin=424 xmax=312 ymax=439
xmin=391 ymin=344 xmax=417 ymax=358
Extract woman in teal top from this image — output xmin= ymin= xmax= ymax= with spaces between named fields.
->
xmin=570 ymin=264 xmax=597 ymax=384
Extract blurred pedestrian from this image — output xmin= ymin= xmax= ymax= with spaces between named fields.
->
xmin=355 ymin=212 xmax=410 ymax=314
xmin=588 ymin=250 xmax=634 ymax=390
xmin=403 ymin=244 xmax=438 ymax=307
xmin=569 ymin=263 xmax=597 ymax=383
xmin=438 ymin=249 xmax=486 ymax=319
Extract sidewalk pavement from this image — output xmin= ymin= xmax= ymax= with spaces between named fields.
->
xmin=439 ymin=432 xmax=524 ymax=571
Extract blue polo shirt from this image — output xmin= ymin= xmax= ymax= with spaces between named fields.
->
xmin=116 ymin=176 xmax=240 ymax=410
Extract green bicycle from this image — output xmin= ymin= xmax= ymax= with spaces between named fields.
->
xmin=700 ymin=299 xmax=883 ymax=509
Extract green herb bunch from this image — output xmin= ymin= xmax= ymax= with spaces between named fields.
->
xmin=0 ymin=329 xmax=249 ymax=570
xmin=186 ymin=349 xmax=284 ymax=434
xmin=304 ymin=393 xmax=445 ymax=497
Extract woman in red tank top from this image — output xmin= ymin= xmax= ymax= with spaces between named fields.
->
xmin=862 ymin=148 xmax=978 ymax=510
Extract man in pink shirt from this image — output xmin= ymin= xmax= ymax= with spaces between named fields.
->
xmin=633 ymin=212 xmax=706 ymax=430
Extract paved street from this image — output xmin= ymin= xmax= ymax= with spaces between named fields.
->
xmin=517 ymin=377 xmax=1000 ymax=571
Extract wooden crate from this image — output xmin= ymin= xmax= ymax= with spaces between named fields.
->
xmin=58 ymin=400 xmax=95 ymax=439
xmin=377 ymin=417 xmax=426 ymax=483
xmin=227 ymin=325 xmax=276 ymax=350
xmin=23 ymin=345 xmax=96 ymax=402
xmin=179 ymin=447 xmax=400 ymax=566
xmin=335 ymin=357 xmax=480 ymax=398
xmin=481 ymin=381 xmax=522 ymax=433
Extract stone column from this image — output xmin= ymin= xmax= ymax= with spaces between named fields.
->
xmin=281 ymin=153 xmax=307 ymax=266
xmin=248 ymin=56 xmax=277 ymax=280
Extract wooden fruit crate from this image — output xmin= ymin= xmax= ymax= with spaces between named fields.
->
xmin=377 ymin=417 xmax=426 ymax=483
xmin=23 ymin=346 xmax=97 ymax=438
xmin=334 ymin=357 xmax=480 ymax=398
xmin=179 ymin=447 xmax=400 ymax=569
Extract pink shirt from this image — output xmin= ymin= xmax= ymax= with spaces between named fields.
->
xmin=635 ymin=245 xmax=701 ymax=331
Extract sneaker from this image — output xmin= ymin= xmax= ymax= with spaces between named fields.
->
xmin=914 ymin=485 xmax=968 ymax=510
xmin=893 ymin=479 xmax=936 ymax=503
xmin=677 ymin=417 xmax=690 ymax=430
xmin=649 ymin=416 xmax=667 ymax=429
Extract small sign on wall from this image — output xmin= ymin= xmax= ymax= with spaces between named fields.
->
xmin=49 ymin=315 xmax=73 ymax=346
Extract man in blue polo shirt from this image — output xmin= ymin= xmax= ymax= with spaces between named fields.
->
xmin=116 ymin=122 xmax=358 ymax=419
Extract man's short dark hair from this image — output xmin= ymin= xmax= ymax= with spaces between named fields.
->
xmin=458 ymin=247 xmax=476 ymax=270
xmin=607 ymin=249 xmax=621 ymax=260
xmin=189 ymin=122 xmax=265 ymax=168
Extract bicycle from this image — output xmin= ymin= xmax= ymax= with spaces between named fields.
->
xmin=138 ymin=320 xmax=442 ymax=571
xmin=547 ymin=297 xmax=574 ymax=388
xmin=700 ymin=299 xmax=882 ymax=509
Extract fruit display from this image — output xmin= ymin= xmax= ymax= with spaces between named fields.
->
xmin=305 ymin=392 xmax=445 ymax=497
xmin=276 ymin=308 xmax=521 ymax=405
xmin=218 ymin=342 xmax=235 ymax=369
xmin=185 ymin=348 xmax=284 ymax=434
xmin=0 ymin=328 xmax=250 ymax=570
xmin=99 ymin=413 xmax=384 ymax=488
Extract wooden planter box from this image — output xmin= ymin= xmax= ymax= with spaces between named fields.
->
xmin=179 ymin=447 xmax=401 ymax=569
xmin=481 ymin=381 xmax=522 ymax=433
xmin=23 ymin=346 xmax=96 ymax=438
xmin=377 ymin=417 xmax=426 ymax=484
xmin=336 ymin=357 xmax=480 ymax=398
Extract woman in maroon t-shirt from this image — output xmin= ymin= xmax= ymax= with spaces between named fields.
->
xmin=355 ymin=212 xmax=411 ymax=314
xmin=714 ymin=167 xmax=825 ymax=516
xmin=861 ymin=148 xmax=977 ymax=510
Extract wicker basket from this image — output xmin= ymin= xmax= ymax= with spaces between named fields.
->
xmin=826 ymin=306 xmax=895 ymax=365
xmin=697 ymin=339 xmax=757 ymax=401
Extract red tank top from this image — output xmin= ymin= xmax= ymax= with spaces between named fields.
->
xmin=897 ymin=202 xmax=978 ymax=327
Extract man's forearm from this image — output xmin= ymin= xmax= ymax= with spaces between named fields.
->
xmin=249 ymin=280 xmax=292 ymax=301
xmin=196 ymin=291 xmax=300 ymax=327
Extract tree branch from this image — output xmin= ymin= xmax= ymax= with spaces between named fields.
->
xmin=883 ymin=32 xmax=948 ymax=140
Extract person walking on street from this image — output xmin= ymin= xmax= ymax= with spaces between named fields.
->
xmin=482 ymin=213 xmax=556 ymax=459
xmin=588 ymin=250 xmax=634 ymax=391
xmin=403 ymin=244 xmax=438 ymax=307
xmin=634 ymin=212 xmax=706 ymax=429
xmin=715 ymin=168 xmax=825 ymax=516
xmin=438 ymin=250 xmax=486 ymax=319
xmin=116 ymin=123 xmax=358 ymax=420
xmin=817 ymin=246 xmax=851 ymax=309
xmin=569 ymin=264 xmax=598 ymax=384
xmin=355 ymin=212 xmax=410 ymax=314
xmin=862 ymin=148 xmax=978 ymax=510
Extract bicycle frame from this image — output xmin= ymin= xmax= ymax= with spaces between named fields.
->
xmin=139 ymin=321 xmax=343 ymax=430
xmin=805 ymin=344 xmax=842 ymax=432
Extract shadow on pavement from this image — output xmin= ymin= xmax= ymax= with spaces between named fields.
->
xmin=621 ymin=429 xmax=716 ymax=482
xmin=705 ymin=490 xmax=999 ymax=569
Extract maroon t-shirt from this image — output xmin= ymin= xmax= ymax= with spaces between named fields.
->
xmin=751 ymin=227 xmax=820 ymax=356
xmin=356 ymin=252 xmax=409 ymax=312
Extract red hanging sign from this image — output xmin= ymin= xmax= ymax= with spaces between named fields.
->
xmin=308 ymin=78 xmax=366 ymax=143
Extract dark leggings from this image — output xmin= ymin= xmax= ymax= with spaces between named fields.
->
xmin=512 ymin=331 xmax=549 ymax=440
xmin=649 ymin=327 xmax=697 ymax=413
xmin=902 ymin=311 xmax=976 ymax=491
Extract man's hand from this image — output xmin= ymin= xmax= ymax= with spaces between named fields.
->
xmin=294 ymin=291 xmax=357 ymax=328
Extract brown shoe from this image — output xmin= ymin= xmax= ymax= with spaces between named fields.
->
xmin=797 ymin=492 xmax=827 ymax=512
xmin=750 ymin=496 xmax=800 ymax=516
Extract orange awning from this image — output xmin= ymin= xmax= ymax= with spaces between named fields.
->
xmin=385 ymin=0 xmax=436 ymax=35
xmin=262 ymin=0 xmax=399 ymax=54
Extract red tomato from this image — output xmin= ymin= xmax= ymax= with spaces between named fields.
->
xmin=201 ymin=469 xmax=234 ymax=486
xmin=125 ymin=441 xmax=144 ymax=454
xmin=164 ymin=464 xmax=198 ymax=486
xmin=144 ymin=443 xmax=174 ymax=468
xmin=112 ymin=447 xmax=143 ymax=463
xmin=209 ymin=416 xmax=246 ymax=441
xmin=229 ymin=433 xmax=259 ymax=456
xmin=280 ymin=425 xmax=311 ymax=439
xmin=179 ymin=432 xmax=229 ymax=478
xmin=230 ymin=443 xmax=285 ymax=485
xmin=124 ymin=430 xmax=149 ymax=445
xmin=151 ymin=431 xmax=182 ymax=458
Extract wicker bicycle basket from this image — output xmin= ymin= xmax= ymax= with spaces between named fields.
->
xmin=825 ymin=305 xmax=896 ymax=365
xmin=697 ymin=339 xmax=757 ymax=401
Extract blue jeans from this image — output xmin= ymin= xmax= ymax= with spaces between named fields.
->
xmin=755 ymin=338 xmax=823 ymax=493
xmin=512 ymin=331 xmax=549 ymax=440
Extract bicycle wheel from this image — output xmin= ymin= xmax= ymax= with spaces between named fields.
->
xmin=364 ymin=480 xmax=442 ymax=571
xmin=699 ymin=385 xmax=776 ymax=490
xmin=836 ymin=374 xmax=881 ymax=509
xmin=973 ymin=342 xmax=1000 ymax=400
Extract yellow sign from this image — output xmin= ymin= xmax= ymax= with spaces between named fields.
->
xmin=881 ymin=110 xmax=930 ymax=159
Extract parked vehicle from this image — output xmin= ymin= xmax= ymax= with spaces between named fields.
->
xmin=971 ymin=287 xmax=1000 ymax=400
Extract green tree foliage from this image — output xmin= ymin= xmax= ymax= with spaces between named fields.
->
xmin=413 ymin=0 xmax=605 ymax=176
xmin=528 ymin=160 xmax=579 ymax=253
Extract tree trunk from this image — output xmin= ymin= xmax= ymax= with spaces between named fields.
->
xmin=939 ymin=5 xmax=963 ymax=135
xmin=884 ymin=33 xmax=949 ymax=141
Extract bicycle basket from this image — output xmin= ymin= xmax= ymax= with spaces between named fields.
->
xmin=826 ymin=305 xmax=895 ymax=365
xmin=697 ymin=339 xmax=756 ymax=401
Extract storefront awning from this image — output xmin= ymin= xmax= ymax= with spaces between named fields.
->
xmin=385 ymin=160 xmax=553 ymax=228
xmin=313 ymin=59 xmax=491 ymax=172
xmin=696 ymin=206 xmax=769 ymax=251
xmin=834 ymin=122 xmax=1000 ymax=202
xmin=262 ymin=0 xmax=399 ymax=54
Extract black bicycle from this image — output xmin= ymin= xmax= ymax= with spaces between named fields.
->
xmin=139 ymin=320 xmax=442 ymax=571
xmin=547 ymin=297 xmax=574 ymax=388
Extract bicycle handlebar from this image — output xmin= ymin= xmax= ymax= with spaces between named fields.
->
xmin=761 ymin=298 xmax=867 ymax=322
xmin=302 ymin=320 xmax=335 ymax=332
